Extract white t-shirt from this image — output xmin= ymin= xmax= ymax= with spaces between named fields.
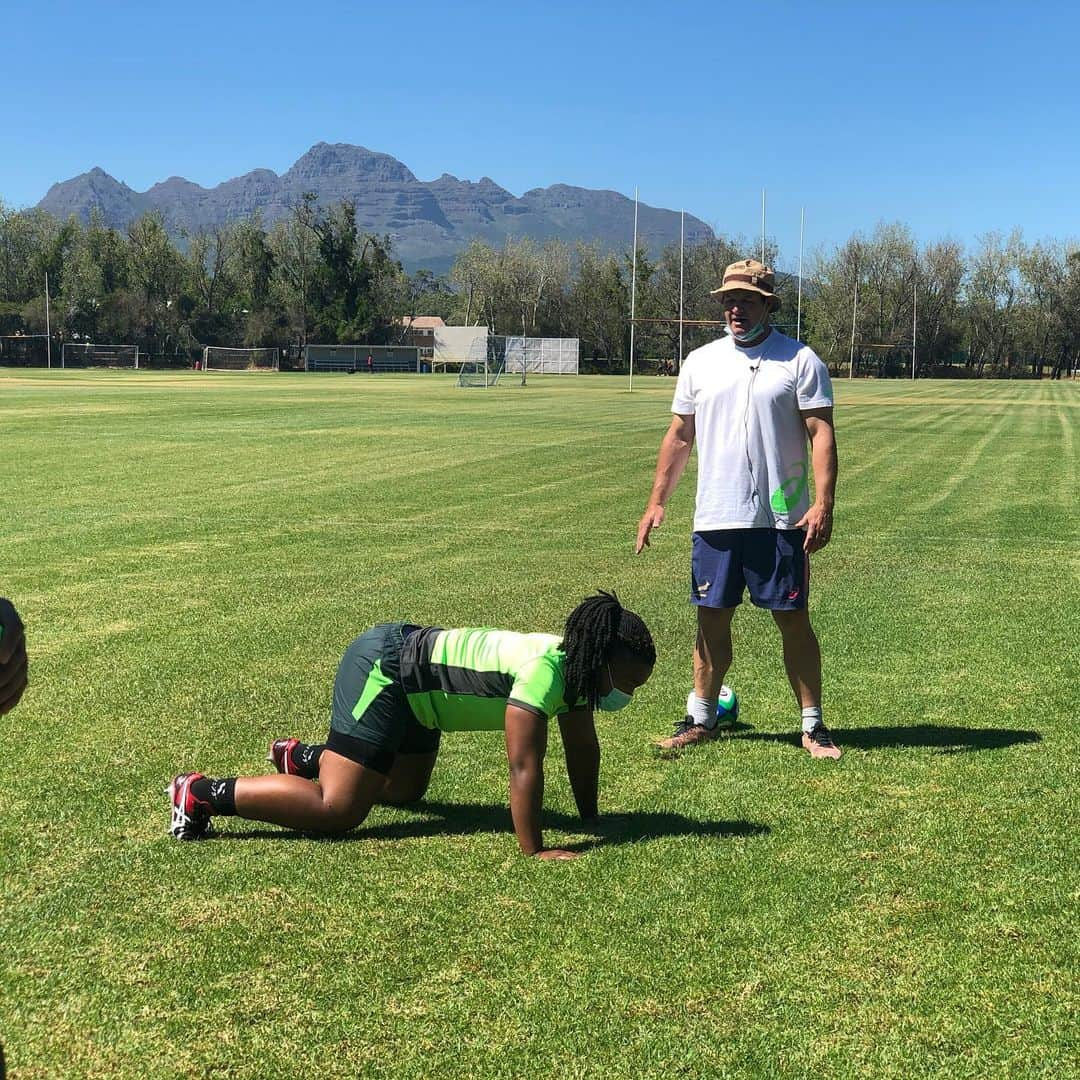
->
xmin=671 ymin=329 xmax=833 ymax=531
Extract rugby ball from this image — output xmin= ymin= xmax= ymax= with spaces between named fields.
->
xmin=717 ymin=684 xmax=739 ymax=723
xmin=684 ymin=685 xmax=740 ymax=724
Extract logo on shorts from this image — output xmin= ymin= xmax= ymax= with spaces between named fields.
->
xmin=696 ymin=581 xmax=711 ymax=596
xmin=787 ymin=588 xmax=801 ymax=601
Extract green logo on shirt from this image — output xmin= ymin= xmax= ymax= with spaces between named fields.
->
xmin=771 ymin=461 xmax=808 ymax=514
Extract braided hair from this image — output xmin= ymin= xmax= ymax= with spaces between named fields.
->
xmin=561 ymin=590 xmax=656 ymax=710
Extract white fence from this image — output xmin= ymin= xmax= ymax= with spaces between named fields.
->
xmin=502 ymin=337 xmax=579 ymax=374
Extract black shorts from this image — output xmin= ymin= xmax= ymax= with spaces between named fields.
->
xmin=327 ymin=623 xmax=441 ymax=775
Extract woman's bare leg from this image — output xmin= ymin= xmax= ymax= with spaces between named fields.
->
xmin=379 ymin=751 xmax=438 ymax=805
xmin=234 ymin=750 xmax=385 ymax=833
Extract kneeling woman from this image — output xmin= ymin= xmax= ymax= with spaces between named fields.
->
xmin=168 ymin=591 xmax=655 ymax=859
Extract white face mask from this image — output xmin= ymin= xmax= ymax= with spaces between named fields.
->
xmin=598 ymin=664 xmax=633 ymax=712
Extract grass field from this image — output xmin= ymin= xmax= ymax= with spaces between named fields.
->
xmin=1 ymin=370 xmax=1077 ymax=1079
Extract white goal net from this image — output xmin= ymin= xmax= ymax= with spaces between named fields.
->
xmin=60 ymin=343 xmax=139 ymax=368
xmin=203 ymin=346 xmax=279 ymax=372
xmin=456 ymin=335 xmax=525 ymax=388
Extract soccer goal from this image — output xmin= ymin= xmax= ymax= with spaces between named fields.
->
xmin=60 ymin=343 xmax=139 ymax=368
xmin=203 ymin=346 xmax=279 ymax=372
xmin=0 ymin=334 xmax=50 ymax=366
xmin=456 ymin=335 xmax=524 ymax=388
xmin=457 ymin=360 xmax=506 ymax=387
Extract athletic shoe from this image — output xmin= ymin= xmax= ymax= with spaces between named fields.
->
xmin=802 ymin=722 xmax=842 ymax=760
xmin=657 ymin=716 xmax=723 ymax=752
xmin=166 ymin=772 xmax=213 ymax=840
xmin=268 ymin=737 xmax=301 ymax=775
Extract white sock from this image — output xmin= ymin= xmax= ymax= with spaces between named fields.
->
xmin=801 ymin=706 xmax=823 ymax=733
xmin=687 ymin=692 xmax=717 ymax=729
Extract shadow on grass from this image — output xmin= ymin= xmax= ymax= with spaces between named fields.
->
xmin=732 ymin=724 xmax=1041 ymax=754
xmin=223 ymin=802 xmax=769 ymax=849
xmin=650 ymin=718 xmax=756 ymax=760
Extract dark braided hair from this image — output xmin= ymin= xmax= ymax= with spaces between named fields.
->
xmin=561 ymin=590 xmax=656 ymax=710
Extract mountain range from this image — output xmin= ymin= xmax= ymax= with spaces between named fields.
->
xmin=36 ymin=142 xmax=715 ymax=274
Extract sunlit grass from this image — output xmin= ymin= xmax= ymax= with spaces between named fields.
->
xmin=1 ymin=370 xmax=1076 ymax=1078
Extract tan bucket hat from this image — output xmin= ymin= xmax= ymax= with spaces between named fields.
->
xmin=710 ymin=259 xmax=779 ymax=308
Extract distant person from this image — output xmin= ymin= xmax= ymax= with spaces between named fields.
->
xmin=366 ymin=352 xmax=374 ymax=374
xmin=167 ymin=592 xmax=656 ymax=857
xmin=0 ymin=598 xmax=28 ymax=715
xmin=635 ymin=259 xmax=841 ymax=760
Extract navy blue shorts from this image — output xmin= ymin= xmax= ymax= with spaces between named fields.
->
xmin=691 ymin=529 xmax=809 ymax=610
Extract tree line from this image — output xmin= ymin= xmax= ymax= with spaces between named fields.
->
xmin=1 ymin=197 xmax=1076 ymax=377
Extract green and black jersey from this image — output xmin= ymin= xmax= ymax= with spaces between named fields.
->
xmin=399 ymin=627 xmax=582 ymax=731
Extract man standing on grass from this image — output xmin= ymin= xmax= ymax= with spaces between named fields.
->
xmin=635 ymin=259 xmax=841 ymax=759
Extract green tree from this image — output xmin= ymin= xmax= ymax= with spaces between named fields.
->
xmin=229 ymin=214 xmax=280 ymax=346
xmin=184 ymin=225 xmax=237 ymax=339
xmin=269 ymin=195 xmax=320 ymax=347
xmin=403 ymin=269 xmax=456 ymax=325
xmin=965 ymin=231 xmax=1025 ymax=376
xmin=566 ymin=242 xmax=629 ymax=367
xmin=124 ymin=212 xmax=187 ymax=354
xmin=0 ymin=203 xmax=63 ymax=307
xmin=915 ymin=240 xmax=964 ymax=372
xmin=450 ymin=240 xmax=500 ymax=329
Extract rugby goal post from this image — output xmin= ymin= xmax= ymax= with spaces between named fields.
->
xmin=203 ymin=346 xmax=279 ymax=372
xmin=60 ymin=342 xmax=139 ymax=368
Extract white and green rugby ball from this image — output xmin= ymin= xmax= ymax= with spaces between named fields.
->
xmin=685 ymin=685 xmax=739 ymax=723
xmin=716 ymin=684 xmax=739 ymax=723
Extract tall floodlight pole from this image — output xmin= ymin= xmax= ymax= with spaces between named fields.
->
xmin=678 ymin=210 xmax=685 ymax=371
xmin=848 ymin=277 xmax=859 ymax=380
xmin=629 ymin=188 xmax=639 ymax=393
xmin=45 ymin=272 xmax=52 ymax=368
xmin=912 ymin=276 xmax=918 ymax=379
xmin=796 ymin=207 xmax=805 ymax=342
xmin=760 ymin=189 xmax=766 ymax=263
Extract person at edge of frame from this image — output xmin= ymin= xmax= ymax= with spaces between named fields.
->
xmin=0 ymin=597 xmax=27 ymax=716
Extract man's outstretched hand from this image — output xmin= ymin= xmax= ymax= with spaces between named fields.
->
xmin=635 ymin=505 xmax=665 ymax=554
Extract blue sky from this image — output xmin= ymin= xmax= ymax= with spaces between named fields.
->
xmin=4 ymin=0 xmax=1078 ymax=269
